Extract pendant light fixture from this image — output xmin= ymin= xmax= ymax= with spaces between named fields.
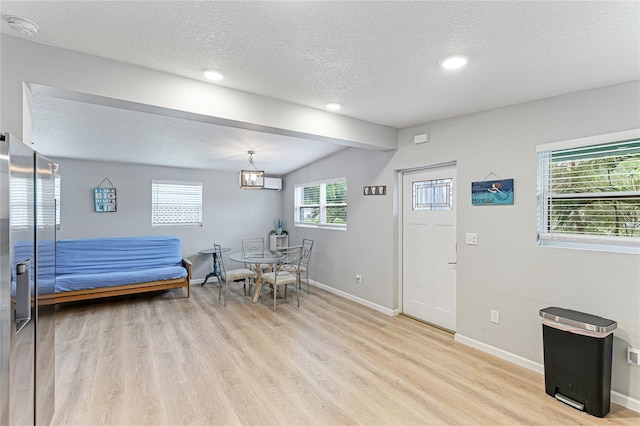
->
xmin=239 ymin=150 xmax=265 ymax=189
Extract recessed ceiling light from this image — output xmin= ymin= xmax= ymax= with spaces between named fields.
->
xmin=326 ymin=102 xmax=342 ymax=111
xmin=5 ymin=16 xmax=39 ymax=36
xmin=202 ymin=69 xmax=224 ymax=81
xmin=440 ymin=55 xmax=468 ymax=70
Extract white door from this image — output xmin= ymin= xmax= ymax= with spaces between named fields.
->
xmin=402 ymin=165 xmax=457 ymax=331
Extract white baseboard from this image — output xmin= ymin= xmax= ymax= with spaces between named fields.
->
xmin=611 ymin=391 xmax=640 ymax=414
xmin=454 ymin=334 xmax=640 ymax=414
xmin=191 ymin=277 xmax=222 ymax=285
xmin=454 ymin=334 xmax=544 ymax=374
xmin=308 ymin=279 xmax=398 ymax=316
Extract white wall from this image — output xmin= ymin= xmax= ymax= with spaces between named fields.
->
xmin=284 ymin=81 xmax=640 ymax=405
xmin=52 ymin=157 xmax=283 ymax=281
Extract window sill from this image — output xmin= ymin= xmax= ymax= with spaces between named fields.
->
xmin=294 ymin=223 xmax=347 ymax=231
xmin=537 ymin=236 xmax=640 ymax=255
xmin=152 ymin=223 xmax=203 ymax=228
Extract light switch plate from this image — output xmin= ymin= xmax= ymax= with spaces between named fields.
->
xmin=466 ymin=233 xmax=478 ymax=245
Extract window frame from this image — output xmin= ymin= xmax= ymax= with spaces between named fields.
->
xmin=151 ymin=180 xmax=203 ymax=227
xmin=536 ymin=128 xmax=640 ymax=254
xmin=294 ymin=177 xmax=347 ymax=230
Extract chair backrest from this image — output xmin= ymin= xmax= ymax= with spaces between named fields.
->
xmin=242 ymin=237 xmax=264 ymax=257
xmin=275 ymin=245 xmax=303 ymax=274
xmin=214 ymin=244 xmax=227 ymax=282
xmin=301 ymin=239 xmax=314 ymax=267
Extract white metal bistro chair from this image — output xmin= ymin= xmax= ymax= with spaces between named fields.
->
xmin=260 ymin=245 xmax=303 ymax=311
xmin=284 ymin=239 xmax=313 ymax=294
xmin=241 ymin=237 xmax=270 ymax=272
xmin=214 ymin=244 xmax=256 ymax=306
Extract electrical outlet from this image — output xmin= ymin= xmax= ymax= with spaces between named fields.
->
xmin=628 ymin=347 xmax=640 ymax=366
xmin=490 ymin=310 xmax=500 ymax=324
xmin=355 ymin=273 xmax=362 ymax=284
xmin=466 ymin=233 xmax=478 ymax=245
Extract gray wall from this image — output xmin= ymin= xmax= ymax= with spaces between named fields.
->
xmin=53 ymin=157 xmax=283 ymax=281
xmin=284 ymin=81 xmax=640 ymax=403
xmin=283 ymin=149 xmax=396 ymax=307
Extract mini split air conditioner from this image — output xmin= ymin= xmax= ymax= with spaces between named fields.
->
xmin=263 ymin=177 xmax=282 ymax=191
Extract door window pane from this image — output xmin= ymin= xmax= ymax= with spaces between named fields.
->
xmin=413 ymin=179 xmax=453 ymax=211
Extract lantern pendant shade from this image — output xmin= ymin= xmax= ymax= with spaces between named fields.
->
xmin=239 ymin=151 xmax=265 ymax=189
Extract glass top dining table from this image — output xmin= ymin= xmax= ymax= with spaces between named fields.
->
xmin=228 ymin=251 xmax=279 ymax=303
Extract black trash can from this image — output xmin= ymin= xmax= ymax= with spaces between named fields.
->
xmin=540 ymin=307 xmax=617 ymax=417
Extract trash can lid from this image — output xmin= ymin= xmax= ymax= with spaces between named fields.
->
xmin=540 ymin=307 xmax=617 ymax=334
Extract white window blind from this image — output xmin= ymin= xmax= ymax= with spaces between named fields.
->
xmin=10 ymin=176 xmax=32 ymax=229
xmin=37 ymin=174 xmax=56 ymax=229
xmin=152 ymin=180 xmax=203 ymax=227
xmin=10 ymin=175 xmax=59 ymax=229
xmin=54 ymin=175 xmax=60 ymax=228
xmin=294 ymin=178 xmax=347 ymax=229
xmin=537 ymin=130 xmax=640 ymax=253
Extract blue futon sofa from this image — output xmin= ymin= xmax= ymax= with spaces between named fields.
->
xmin=42 ymin=235 xmax=191 ymax=304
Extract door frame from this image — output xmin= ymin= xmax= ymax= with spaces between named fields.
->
xmin=396 ymin=160 xmax=457 ymax=319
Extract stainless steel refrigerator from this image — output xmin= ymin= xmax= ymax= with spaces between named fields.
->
xmin=0 ymin=133 xmax=55 ymax=425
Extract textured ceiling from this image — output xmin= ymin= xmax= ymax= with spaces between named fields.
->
xmin=29 ymin=86 xmax=347 ymax=174
xmin=1 ymin=1 xmax=639 ymax=171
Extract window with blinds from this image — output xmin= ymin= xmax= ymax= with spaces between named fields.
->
xmin=54 ymin=175 xmax=60 ymax=228
xmin=294 ymin=178 xmax=347 ymax=229
xmin=152 ymin=180 xmax=203 ymax=227
xmin=10 ymin=176 xmax=32 ymax=229
xmin=38 ymin=174 xmax=57 ymax=229
xmin=537 ymin=129 xmax=640 ymax=253
xmin=9 ymin=175 xmax=58 ymax=229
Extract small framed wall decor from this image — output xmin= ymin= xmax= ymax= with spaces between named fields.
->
xmin=94 ymin=178 xmax=117 ymax=212
xmin=364 ymin=185 xmax=386 ymax=195
xmin=471 ymin=177 xmax=514 ymax=205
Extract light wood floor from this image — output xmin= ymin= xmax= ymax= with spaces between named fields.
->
xmin=51 ymin=284 xmax=639 ymax=425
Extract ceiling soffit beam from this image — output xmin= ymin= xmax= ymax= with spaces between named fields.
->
xmin=3 ymin=35 xmax=397 ymax=151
